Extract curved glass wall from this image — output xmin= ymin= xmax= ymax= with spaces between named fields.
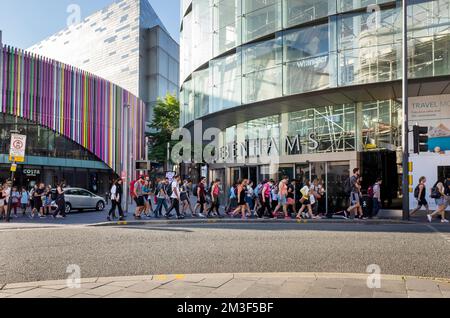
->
xmin=0 ymin=114 xmax=101 ymax=162
xmin=214 ymin=99 xmax=401 ymax=162
xmin=180 ymin=0 xmax=450 ymax=127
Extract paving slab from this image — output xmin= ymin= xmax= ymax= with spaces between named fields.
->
xmin=84 ymin=285 xmax=124 ymax=297
xmin=125 ymin=281 xmax=164 ymax=293
xmin=406 ymin=278 xmax=441 ymax=293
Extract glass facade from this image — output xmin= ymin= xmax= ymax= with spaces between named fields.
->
xmin=215 ymin=99 xmax=401 ymax=161
xmin=0 ymin=114 xmax=101 ymax=162
xmin=180 ymin=0 xmax=450 ymax=127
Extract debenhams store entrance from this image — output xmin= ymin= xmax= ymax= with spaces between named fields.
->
xmin=207 ymin=100 xmax=403 ymax=213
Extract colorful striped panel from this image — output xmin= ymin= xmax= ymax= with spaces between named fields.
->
xmin=0 ymin=45 xmax=146 ymax=174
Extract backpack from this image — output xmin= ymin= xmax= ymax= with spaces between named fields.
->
xmin=430 ymin=182 xmax=441 ymax=199
xmin=344 ymin=177 xmax=352 ymax=195
xmin=367 ymin=186 xmax=374 ymax=198
xmin=50 ymin=189 xmax=58 ymax=201
xmin=165 ymin=183 xmax=173 ymax=197
xmin=414 ymin=185 xmax=420 ymax=199
xmin=192 ymin=184 xmax=198 ymax=196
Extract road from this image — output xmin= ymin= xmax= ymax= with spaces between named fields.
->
xmin=1 ymin=222 xmax=450 ymax=285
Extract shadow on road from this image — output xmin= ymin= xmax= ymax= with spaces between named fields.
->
xmin=113 ymin=222 xmax=450 ymax=234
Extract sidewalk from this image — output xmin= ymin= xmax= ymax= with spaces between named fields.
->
xmin=1 ymin=273 xmax=449 ymax=298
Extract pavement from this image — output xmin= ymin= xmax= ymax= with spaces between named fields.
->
xmin=1 ymin=272 xmax=449 ymax=298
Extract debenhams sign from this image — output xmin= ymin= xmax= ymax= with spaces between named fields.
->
xmin=217 ymin=132 xmax=319 ymax=160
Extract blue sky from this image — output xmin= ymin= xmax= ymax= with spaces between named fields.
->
xmin=0 ymin=0 xmax=181 ymax=48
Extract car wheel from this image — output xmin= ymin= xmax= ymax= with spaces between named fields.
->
xmin=96 ymin=201 xmax=105 ymax=211
xmin=65 ymin=203 xmax=72 ymax=214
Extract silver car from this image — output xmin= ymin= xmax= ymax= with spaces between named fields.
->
xmin=63 ymin=188 xmax=106 ymax=214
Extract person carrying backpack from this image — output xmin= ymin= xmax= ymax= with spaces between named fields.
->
xmin=410 ymin=176 xmax=430 ymax=217
xmin=427 ymin=178 xmax=449 ymax=223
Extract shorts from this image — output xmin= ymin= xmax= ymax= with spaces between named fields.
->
xmin=435 ymin=197 xmax=446 ymax=207
xmin=34 ymin=199 xmax=42 ymax=210
xmin=302 ymin=199 xmax=311 ymax=206
xmin=417 ymin=198 xmax=428 ymax=207
xmin=278 ymin=195 xmax=287 ymax=205
xmin=134 ymin=196 xmax=145 ymax=207
xmin=197 ymin=197 xmax=206 ymax=205
xmin=350 ymin=192 xmax=360 ymax=206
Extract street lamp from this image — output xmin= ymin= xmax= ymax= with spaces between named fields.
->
xmin=402 ymin=0 xmax=410 ymax=220
xmin=122 ymin=104 xmax=130 ymax=215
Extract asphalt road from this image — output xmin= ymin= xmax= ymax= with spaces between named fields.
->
xmin=1 ymin=222 xmax=450 ymax=285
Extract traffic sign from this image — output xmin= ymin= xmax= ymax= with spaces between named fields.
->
xmin=9 ymin=133 xmax=27 ymax=162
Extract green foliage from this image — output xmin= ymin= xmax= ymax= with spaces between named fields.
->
xmin=148 ymin=94 xmax=180 ymax=163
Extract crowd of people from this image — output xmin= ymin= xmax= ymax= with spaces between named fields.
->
xmin=0 ymin=180 xmax=67 ymax=221
xmin=1 ymin=169 xmax=449 ymax=224
xmin=110 ymin=168 xmax=446 ymax=222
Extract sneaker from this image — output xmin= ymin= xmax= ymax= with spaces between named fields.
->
xmin=427 ymin=214 xmax=432 ymax=223
xmin=441 ymin=219 xmax=449 ymax=223
xmin=40 ymin=215 xmax=46 ymax=218
xmin=56 ymin=215 xmax=64 ymax=219
xmin=198 ymin=213 xmax=206 ymax=218
xmin=177 ymin=215 xmax=185 ymax=220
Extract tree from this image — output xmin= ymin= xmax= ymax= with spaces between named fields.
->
xmin=148 ymin=94 xmax=180 ymax=163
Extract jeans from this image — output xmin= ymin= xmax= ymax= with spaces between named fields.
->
xmin=109 ymin=200 xmax=123 ymax=218
xmin=167 ymin=198 xmax=180 ymax=217
xmin=372 ymin=199 xmax=381 ymax=217
xmin=53 ymin=198 xmax=66 ymax=217
xmin=155 ymin=198 xmax=168 ymax=216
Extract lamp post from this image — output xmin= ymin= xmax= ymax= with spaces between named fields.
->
xmin=122 ymin=104 xmax=130 ymax=214
xmin=402 ymin=0 xmax=410 ymax=220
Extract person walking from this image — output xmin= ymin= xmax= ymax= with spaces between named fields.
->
xmin=165 ymin=175 xmax=184 ymax=219
xmin=195 ymin=177 xmax=208 ymax=218
xmin=20 ymin=187 xmax=29 ymax=217
xmin=52 ymin=182 xmax=66 ymax=219
xmin=133 ymin=176 xmax=146 ymax=219
xmin=273 ymin=176 xmax=290 ymax=219
xmin=258 ymin=179 xmax=273 ymax=219
xmin=410 ymin=177 xmax=429 ymax=216
xmin=0 ymin=183 xmax=6 ymax=220
xmin=427 ymin=178 xmax=449 ymax=223
xmin=207 ymin=179 xmax=223 ymax=218
xmin=142 ymin=179 xmax=153 ymax=217
xmin=372 ymin=178 xmax=382 ymax=218
xmin=154 ymin=179 xmax=169 ymax=218
xmin=180 ymin=179 xmax=194 ymax=217
xmin=245 ymin=181 xmax=255 ymax=216
xmin=108 ymin=178 xmax=125 ymax=221
xmin=225 ymin=182 xmax=238 ymax=214
xmin=11 ymin=186 xmax=20 ymax=218
xmin=297 ymin=179 xmax=316 ymax=219
xmin=232 ymin=179 xmax=248 ymax=220
xmin=346 ymin=168 xmax=363 ymax=219
xmin=33 ymin=183 xmax=46 ymax=218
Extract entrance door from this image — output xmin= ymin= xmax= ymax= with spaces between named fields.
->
xmin=327 ymin=161 xmax=350 ymax=213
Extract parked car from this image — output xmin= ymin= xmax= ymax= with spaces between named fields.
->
xmin=63 ymin=188 xmax=106 ymax=214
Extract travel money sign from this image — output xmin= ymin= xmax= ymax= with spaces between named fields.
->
xmin=9 ymin=133 xmax=27 ymax=163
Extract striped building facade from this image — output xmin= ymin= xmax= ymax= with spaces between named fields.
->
xmin=0 ymin=44 xmax=146 ymax=175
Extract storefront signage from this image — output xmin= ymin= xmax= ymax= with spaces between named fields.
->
xmin=23 ymin=169 xmax=40 ymax=177
xmin=217 ymin=133 xmax=319 ymax=161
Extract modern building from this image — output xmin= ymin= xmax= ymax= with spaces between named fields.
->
xmin=0 ymin=32 xmax=146 ymax=194
xmin=28 ymin=0 xmax=179 ymax=129
xmin=180 ymin=0 xmax=450 ymax=212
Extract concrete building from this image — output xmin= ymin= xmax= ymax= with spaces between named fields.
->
xmin=28 ymin=0 xmax=179 ymax=128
